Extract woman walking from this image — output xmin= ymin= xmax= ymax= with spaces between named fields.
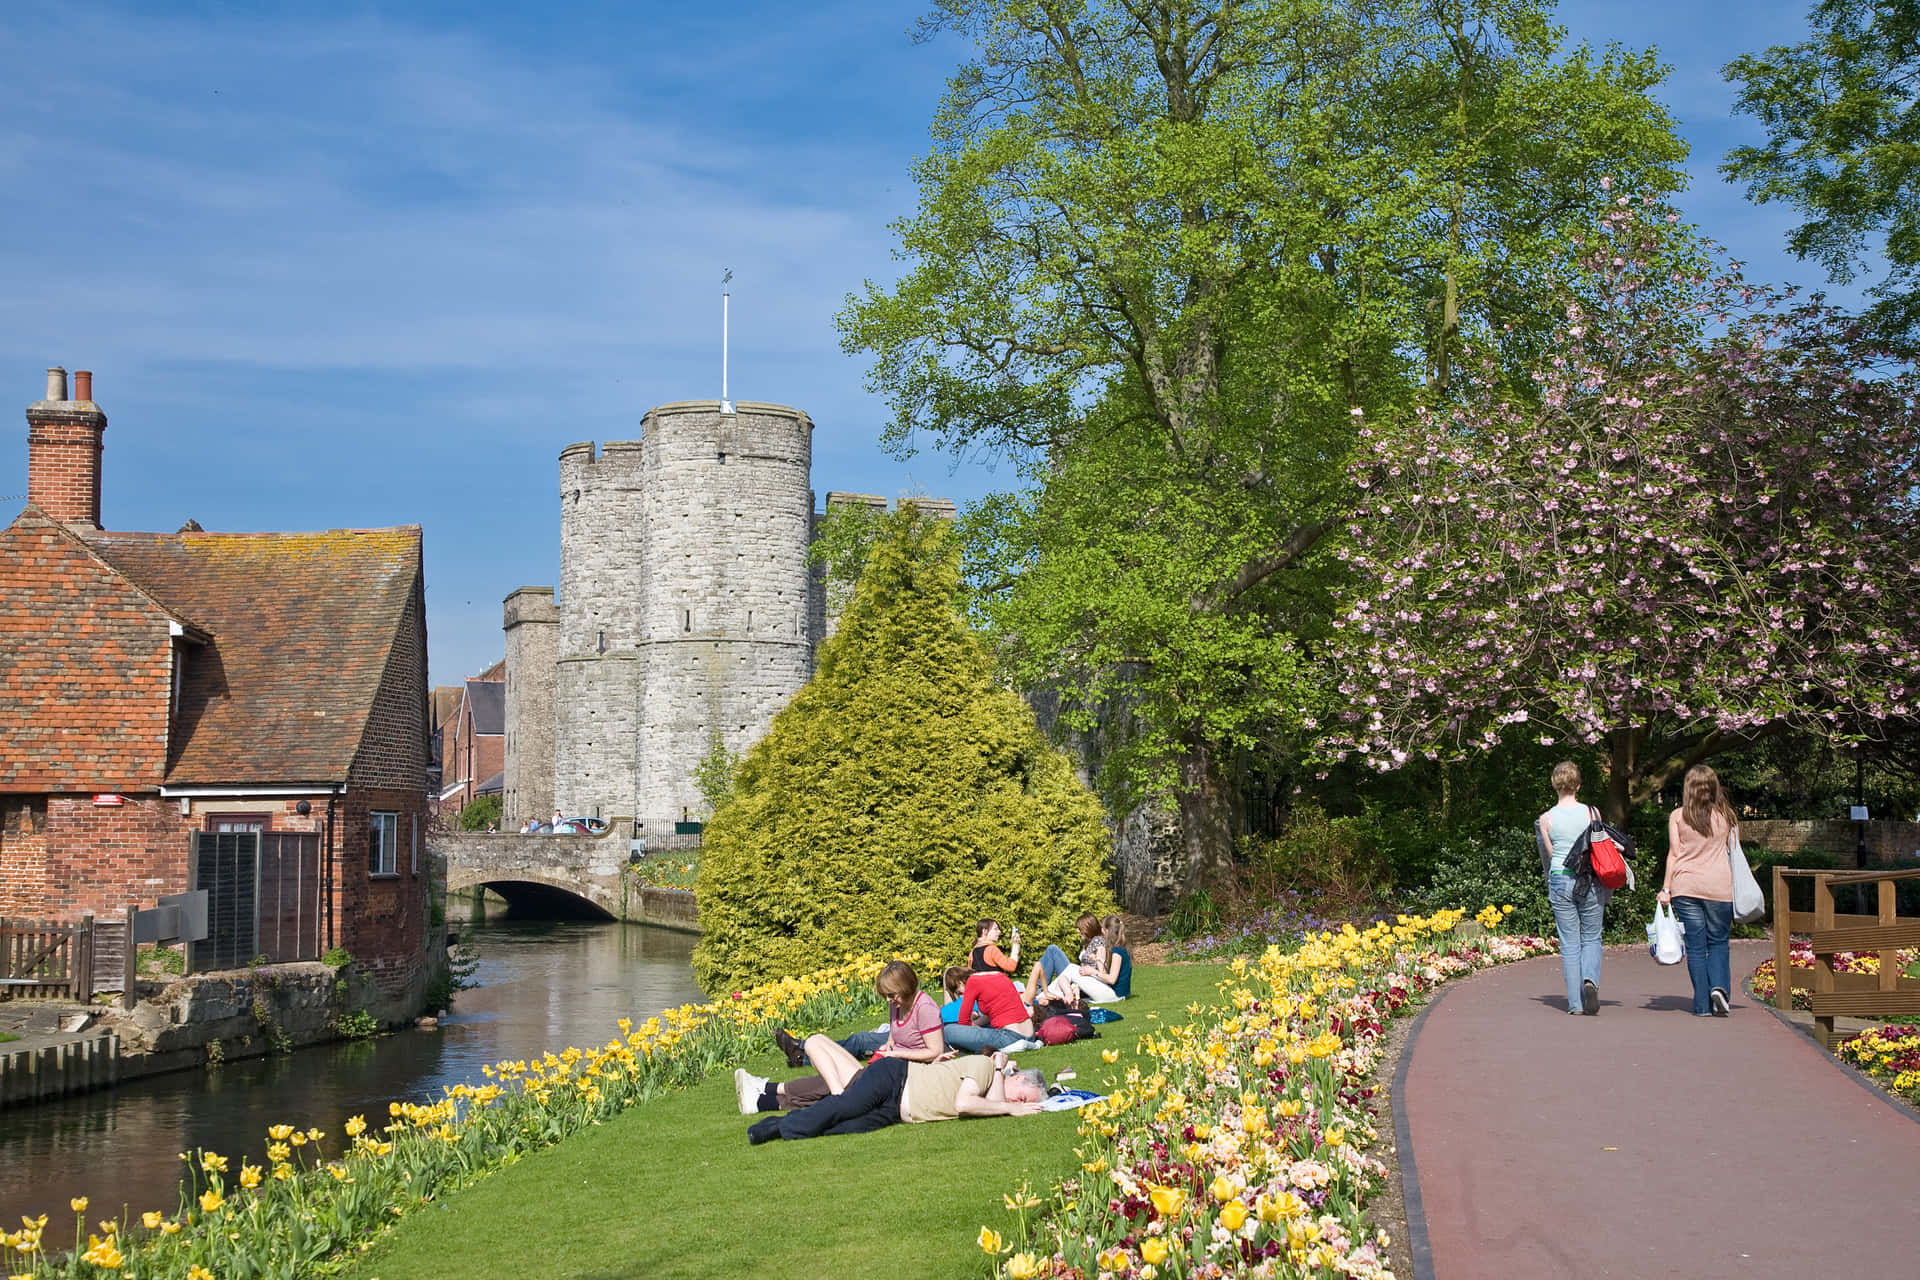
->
xmin=1660 ymin=765 xmax=1737 ymax=1017
xmin=1537 ymin=761 xmax=1608 ymax=1014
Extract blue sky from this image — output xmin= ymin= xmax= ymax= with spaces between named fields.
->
xmin=0 ymin=1 xmax=1859 ymax=684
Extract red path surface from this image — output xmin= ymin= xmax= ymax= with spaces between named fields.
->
xmin=1400 ymin=940 xmax=1920 ymax=1279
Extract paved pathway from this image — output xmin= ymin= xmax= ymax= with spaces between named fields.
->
xmin=1400 ymin=940 xmax=1920 ymax=1280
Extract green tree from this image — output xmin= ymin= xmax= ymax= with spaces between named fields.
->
xmin=690 ymin=723 xmax=741 ymax=821
xmin=456 ymin=794 xmax=502 ymax=831
xmin=841 ymin=0 xmax=1687 ymax=887
xmin=1725 ymin=0 xmax=1920 ymax=348
xmin=691 ymin=505 xmax=1114 ymax=994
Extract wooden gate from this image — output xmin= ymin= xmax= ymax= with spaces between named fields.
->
xmin=0 ymin=917 xmax=95 ymax=1001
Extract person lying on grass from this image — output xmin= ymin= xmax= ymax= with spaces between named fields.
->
xmin=773 ymin=959 xmax=946 ymax=1068
xmin=740 ymin=1036 xmax=1044 ymax=1143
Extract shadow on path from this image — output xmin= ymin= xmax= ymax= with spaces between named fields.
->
xmin=1400 ymin=940 xmax=1920 ymax=1280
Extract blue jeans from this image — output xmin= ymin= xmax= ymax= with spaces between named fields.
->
xmin=942 ymin=1022 xmax=1026 ymax=1054
xmin=1547 ymin=875 xmax=1606 ymax=1010
xmin=1669 ymin=896 xmax=1733 ymax=1016
xmin=1037 ymin=944 xmax=1073 ymax=985
xmin=837 ymin=1029 xmax=889 ymax=1058
xmin=774 ymin=1055 xmax=907 ymax=1140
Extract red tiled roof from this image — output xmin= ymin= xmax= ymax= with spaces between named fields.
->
xmin=0 ymin=508 xmax=189 ymax=790
xmin=84 ymin=524 xmax=423 ymax=786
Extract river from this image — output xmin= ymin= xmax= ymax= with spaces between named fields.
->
xmin=0 ymin=918 xmax=704 ymax=1238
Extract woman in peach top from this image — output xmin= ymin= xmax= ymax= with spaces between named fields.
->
xmin=1659 ymin=765 xmax=1738 ymax=1017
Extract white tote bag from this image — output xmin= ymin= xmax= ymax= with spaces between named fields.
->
xmin=1652 ymin=904 xmax=1685 ymax=965
xmin=1730 ymin=833 xmax=1766 ymax=923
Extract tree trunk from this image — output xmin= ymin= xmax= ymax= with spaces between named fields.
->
xmin=1176 ymin=738 xmax=1236 ymax=895
xmin=1605 ymin=727 xmax=1635 ymax=828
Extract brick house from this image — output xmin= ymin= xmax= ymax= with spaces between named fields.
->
xmin=0 ymin=367 xmax=435 ymax=1011
xmin=436 ymin=664 xmax=504 ymax=816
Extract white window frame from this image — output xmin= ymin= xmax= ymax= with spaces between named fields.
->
xmin=370 ymin=811 xmax=398 ymax=876
xmin=410 ymin=815 xmax=419 ymax=875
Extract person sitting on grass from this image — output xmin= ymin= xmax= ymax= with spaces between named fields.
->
xmin=773 ymin=960 xmax=945 ymax=1068
xmin=1025 ymin=914 xmax=1111 ymax=1006
xmin=943 ymin=966 xmax=1038 ymax=1055
xmin=1092 ymin=914 xmax=1132 ymax=1000
xmin=742 ymin=1037 xmax=1044 ymax=1143
xmin=938 ymin=964 xmax=970 ymax=1024
xmin=968 ymin=918 xmax=1021 ymax=974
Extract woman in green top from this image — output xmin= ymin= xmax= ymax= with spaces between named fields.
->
xmin=1535 ymin=761 xmax=1608 ymax=1015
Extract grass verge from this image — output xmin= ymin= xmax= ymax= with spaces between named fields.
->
xmin=354 ymin=965 xmax=1227 ymax=1280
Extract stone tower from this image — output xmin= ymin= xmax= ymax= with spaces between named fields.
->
xmin=548 ymin=401 xmax=817 ymax=832
xmin=501 ymin=586 xmax=557 ymax=828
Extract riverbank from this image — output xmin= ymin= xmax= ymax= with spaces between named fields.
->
xmin=354 ymin=963 xmax=1232 ymax=1280
xmin=0 ymin=919 xmax=704 ymax=1242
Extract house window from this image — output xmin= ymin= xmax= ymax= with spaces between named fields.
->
xmin=207 ymin=813 xmax=269 ymax=833
xmin=370 ymin=811 xmax=398 ymax=876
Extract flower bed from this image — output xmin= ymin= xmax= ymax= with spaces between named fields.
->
xmin=1166 ymin=895 xmax=1381 ymax=963
xmin=627 ymin=856 xmax=700 ymax=891
xmin=1835 ymin=1026 xmax=1920 ymax=1104
xmin=1 ymin=954 xmax=907 ymax=1280
xmin=983 ymin=906 xmax=1554 ymax=1280
xmin=1746 ymin=939 xmax=1919 ymax=1011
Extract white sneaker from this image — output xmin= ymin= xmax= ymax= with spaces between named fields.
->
xmin=1710 ymin=989 xmax=1730 ymax=1018
xmin=734 ymin=1068 xmax=766 ymax=1114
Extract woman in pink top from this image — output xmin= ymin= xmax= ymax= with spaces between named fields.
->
xmin=1659 ymin=765 xmax=1738 ymax=1017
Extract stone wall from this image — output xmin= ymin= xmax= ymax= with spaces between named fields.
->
xmin=1740 ymin=819 xmax=1920 ymax=864
xmin=502 ymin=587 xmax=557 ymax=828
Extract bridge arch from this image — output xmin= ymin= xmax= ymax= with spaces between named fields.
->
xmin=445 ymin=868 xmax=617 ymax=920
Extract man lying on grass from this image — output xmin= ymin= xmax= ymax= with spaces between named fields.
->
xmin=741 ymin=1034 xmax=1045 ymax=1143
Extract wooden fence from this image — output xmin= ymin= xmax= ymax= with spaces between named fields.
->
xmin=0 ymin=916 xmax=96 ymax=1002
xmin=1772 ymin=866 xmax=1920 ymax=1048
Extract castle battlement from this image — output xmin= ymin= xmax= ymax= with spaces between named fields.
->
xmin=502 ymin=397 xmax=950 ymax=836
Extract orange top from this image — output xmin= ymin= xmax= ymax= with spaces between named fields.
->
xmin=1665 ymin=809 xmax=1734 ymax=902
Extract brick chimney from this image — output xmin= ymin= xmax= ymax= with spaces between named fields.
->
xmin=26 ymin=366 xmax=108 ymax=529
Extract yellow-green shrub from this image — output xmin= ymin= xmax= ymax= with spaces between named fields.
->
xmin=693 ymin=504 xmax=1113 ymax=993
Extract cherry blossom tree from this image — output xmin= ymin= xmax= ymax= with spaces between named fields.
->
xmin=1326 ymin=195 xmax=1920 ymax=824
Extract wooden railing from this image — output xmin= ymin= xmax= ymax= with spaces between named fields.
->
xmin=0 ymin=916 xmax=96 ymax=1002
xmin=1772 ymin=866 xmax=1920 ymax=1048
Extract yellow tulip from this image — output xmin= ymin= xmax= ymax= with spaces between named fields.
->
xmin=141 ymin=1212 xmax=163 ymax=1231
xmin=198 ymin=1190 xmax=223 ymax=1213
xmin=1210 ymin=1173 xmax=1236 ymax=1203
xmin=978 ymin=1226 xmax=1002 ymax=1254
xmin=1148 ymin=1186 xmax=1185 ymax=1220
xmin=1005 ymin=1252 xmax=1042 ymax=1280
xmin=69 ymin=1198 xmax=87 ymax=1214
xmin=1140 ymin=1237 xmax=1169 ymax=1265
xmin=239 ymin=1165 xmax=262 ymax=1190
xmin=1220 ymin=1199 xmax=1249 ymax=1231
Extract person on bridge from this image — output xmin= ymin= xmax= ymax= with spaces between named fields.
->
xmin=1536 ymin=761 xmax=1609 ymax=1015
xmin=743 ymin=1038 xmax=1043 ymax=1143
xmin=1659 ymin=765 xmax=1738 ymax=1017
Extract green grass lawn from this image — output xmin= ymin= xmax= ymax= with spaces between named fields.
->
xmin=0 ymin=1031 xmax=17 ymax=1044
xmin=355 ymin=964 xmax=1225 ymax=1280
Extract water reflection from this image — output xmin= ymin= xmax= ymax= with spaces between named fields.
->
xmin=0 ymin=920 xmax=703 ymax=1240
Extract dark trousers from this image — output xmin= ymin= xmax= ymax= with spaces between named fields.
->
xmin=776 ymin=1055 xmax=908 ymax=1140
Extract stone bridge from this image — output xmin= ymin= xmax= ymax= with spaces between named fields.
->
xmin=432 ymin=830 xmax=700 ymax=930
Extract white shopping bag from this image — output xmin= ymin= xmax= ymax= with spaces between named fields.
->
xmin=1730 ymin=834 xmax=1766 ymax=923
xmin=1652 ymin=903 xmax=1685 ymax=965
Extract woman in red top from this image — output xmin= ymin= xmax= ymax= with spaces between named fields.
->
xmin=968 ymin=919 xmax=1021 ymax=975
xmin=943 ymin=968 xmax=1037 ymax=1054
